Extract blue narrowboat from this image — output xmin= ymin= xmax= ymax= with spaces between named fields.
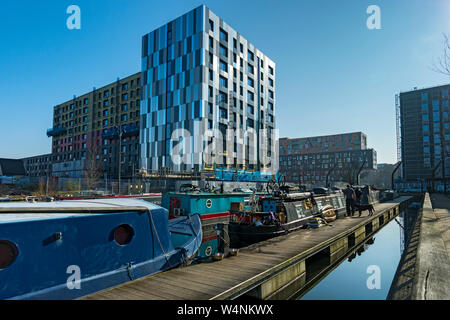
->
xmin=0 ymin=198 xmax=202 ymax=300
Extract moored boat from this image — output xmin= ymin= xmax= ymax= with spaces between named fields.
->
xmin=0 ymin=198 xmax=202 ymax=300
xmin=228 ymin=190 xmax=323 ymax=247
xmin=161 ymin=184 xmax=246 ymax=259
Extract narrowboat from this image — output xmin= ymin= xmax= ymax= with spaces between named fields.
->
xmin=228 ymin=190 xmax=323 ymax=247
xmin=161 ymin=184 xmax=247 ymax=259
xmin=0 ymin=198 xmax=202 ymax=300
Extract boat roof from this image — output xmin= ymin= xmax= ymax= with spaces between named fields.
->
xmin=0 ymin=198 xmax=162 ymax=223
xmin=165 ymin=191 xmax=251 ymax=196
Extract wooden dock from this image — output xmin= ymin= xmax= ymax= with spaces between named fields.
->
xmin=83 ymin=196 xmax=412 ymax=300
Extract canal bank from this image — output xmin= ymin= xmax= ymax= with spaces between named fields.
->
xmin=389 ymin=193 xmax=450 ymax=300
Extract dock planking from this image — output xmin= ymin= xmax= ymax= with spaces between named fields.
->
xmin=83 ymin=196 xmax=411 ymax=300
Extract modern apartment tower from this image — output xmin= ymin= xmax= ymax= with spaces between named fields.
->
xmin=140 ymin=5 xmax=277 ymax=173
xmin=397 ymin=84 xmax=450 ymax=186
xmin=47 ymin=73 xmax=142 ymax=178
xmin=279 ymin=132 xmax=377 ymax=186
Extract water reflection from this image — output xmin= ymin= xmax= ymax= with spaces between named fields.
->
xmin=300 ymin=213 xmax=404 ymax=300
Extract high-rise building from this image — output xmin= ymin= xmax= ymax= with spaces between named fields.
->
xmin=279 ymin=132 xmax=377 ymax=186
xmin=397 ymin=84 xmax=450 ymax=185
xmin=140 ymin=5 xmax=277 ymax=173
xmin=47 ymin=73 xmax=142 ymax=178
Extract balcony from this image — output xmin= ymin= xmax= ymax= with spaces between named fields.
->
xmin=101 ymin=123 xmax=140 ymax=139
xmin=47 ymin=126 xmax=67 ymax=137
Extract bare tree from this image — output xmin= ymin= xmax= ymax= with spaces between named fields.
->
xmin=340 ymin=160 xmax=361 ymax=185
xmin=83 ymin=144 xmax=103 ymax=194
xmin=432 ymin=33 xmax=450 ymax=76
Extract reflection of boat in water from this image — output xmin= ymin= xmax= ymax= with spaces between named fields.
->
xmin=0 ymin=198 xmax=202 ymax=299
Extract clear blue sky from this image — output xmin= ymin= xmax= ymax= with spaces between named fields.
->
xmin=1 ymin=0 xmax=449 ymax=163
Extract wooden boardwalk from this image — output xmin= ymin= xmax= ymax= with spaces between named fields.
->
xmin=83 ymin=196 xmax=411 ymax=300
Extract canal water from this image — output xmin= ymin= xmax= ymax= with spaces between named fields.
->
xmin=300 ymin=212 xmax=405 ymax=300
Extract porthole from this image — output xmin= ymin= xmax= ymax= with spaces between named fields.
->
xmin=205 ymin=246 xmax=213 ymax=256
xmin=113 ymin=224 xmax=134 ymax=245
xmin=0 ymin=240 xmax=18 ymax=269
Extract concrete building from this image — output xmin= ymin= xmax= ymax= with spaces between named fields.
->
xmin=21 ymin=154 xmax=55 ymax=177
xmin=140 ymin=5 xmax=277 ymax=173
xmin=397 ymin=84 xmax=450 ymax=190
xmin=47 ymin=73 xmax=142 ymax=178
xmin=279 ymin=132 xmax=377 ymax=186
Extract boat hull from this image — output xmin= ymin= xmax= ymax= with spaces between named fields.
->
xmin=0 ymin=199 xmax=202 ymax=300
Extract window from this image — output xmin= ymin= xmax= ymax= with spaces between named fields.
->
xmin=209 ymin=69 xmax=213 ymax=81
xmin=248 ymin=50 xmax=254 ymax=61
xmin=247 ymin=91 xmax=254 ymax=101
xmin=121 ymin=114 xmax=127 ymax=122
xmin=83 ymin=98 xmax=89 ymax=105
xmin=209 ymin=19 xmax=214 ymax=31
xmin=219 ymin=60 xmax=228 ymax=72
xmin=421 ymin=92 xmax=428 ymax=100
xmin=219 ymin=28 xmax=228 ymax=41
xmin=104 ymin=100 xmax=109 ymax=107
xmin=248 ymin=77 xmax=254 ymax=87
xmin=248 ymin=64 xmax=254 ymax=74
xmin=233 ymin=53 xmax=237 ymax=63
xmin=209 ymin=86 xmax=213 ymax=97
xmin=247 ymin=105 xmax=254 ymax=114
xmin=103 ymin=119 xmax=108 ymax=127
xmin=103 ymin=109 xmax=109 ymax=116
xmin=209 ymin=36 xmax=214 ymax=48
xmin=209 ymin=53 xmax=213 ymax=64
xmin=83 ymin=107 xmax=88 ymax=113
xmin=240 ymin=43 xmax=243 ymax=53
xmin=269 ymin=66 xmax=274 ymax=75
xmin=433 ymin=112 xmax=440 ymax=121
xmin=121 ymin=104 xmax=128 ymax=111
xmin=104 ymin=91 xmax=109 ymax=98
xmin=233 ymin=38 xmax=237 ymax=49
xmin=268 ymin=102 xmax=274 ymax=110
xmin=122 ymin=83 xmax=128 ymax=91
xmin=269 ymin=78 xmax=274 ymax=87
xmin=122 ymin=94 xmax=128 ymax=101
xmin=219 ymin=76 xmax=228 ymax=88
xmin=219 ymin=107 xmax=227 ymax=119
xmin=208 ymin=103 xmax=213 ymax=114
xmin=432 ymin=100 xmax=439 ymax=111
xmin=269 ymin=90 xmax=274 ymax=99
xmin=220 ymin=45 xmax=228 ymax=57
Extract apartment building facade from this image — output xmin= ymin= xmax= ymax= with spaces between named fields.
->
xmin=47 ymin=73 xmax=142 ymax=178
xmin=140 ymin=5 xmax=277 ymax=173
xmin=398 ymin=84 xmax=450 ymax=184
xmin=279 ymin=132 xmax=376 ymax=186
xmin=21 ymin=153 xmax=55 ymax=177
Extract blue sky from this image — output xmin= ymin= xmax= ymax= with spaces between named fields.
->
xmin=0 ymin=0 xmax=449 ymax=163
